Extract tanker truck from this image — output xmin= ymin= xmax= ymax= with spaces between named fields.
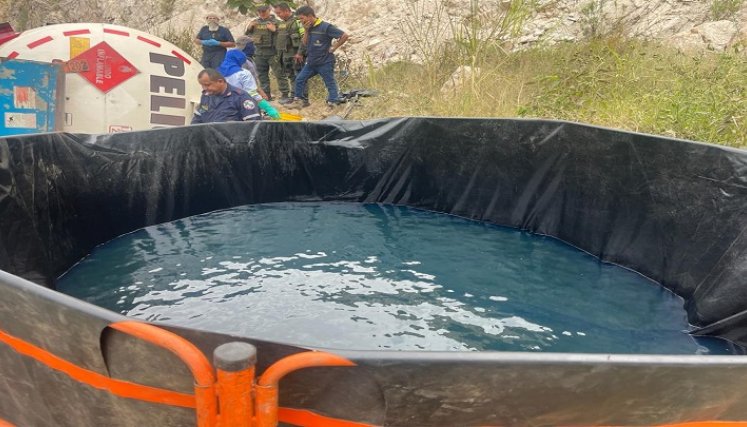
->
xmin=0 ymin=22 xmax=203 ymax=136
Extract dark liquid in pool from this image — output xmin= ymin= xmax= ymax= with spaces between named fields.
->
xmin=57 ymin=203 xmax=739 ymax=354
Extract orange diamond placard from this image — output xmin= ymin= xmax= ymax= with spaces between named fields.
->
xmin=71 ymin=41 xmax=139 ymax=93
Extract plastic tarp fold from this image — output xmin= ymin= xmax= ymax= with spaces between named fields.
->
xmin=0 ymin=118 xmax=746 ymax=426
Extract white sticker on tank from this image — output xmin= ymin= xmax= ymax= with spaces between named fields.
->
xmin=107 ymin=87 xmax=139 ymax=122
xmin=109 ymin=124 xmax=132 ymax=133
xmin=4 ymin=112 xmax=37 ymax=128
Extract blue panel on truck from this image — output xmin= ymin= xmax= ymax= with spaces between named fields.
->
xmin=0 ymin=59 xmax=62 ymax=136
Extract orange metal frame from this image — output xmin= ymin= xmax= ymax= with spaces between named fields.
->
xmin=1 ymin=320 xmax=746 ymax=427
xmin=0 ymin=320 xmax=369 ymax=426
xmin=0 ymin=327 xmax=196 ymax=407
xmin=256 ymin=351 xmax=359 ymax=427
xmin=110 ymin=321 xmax=218 ymax=426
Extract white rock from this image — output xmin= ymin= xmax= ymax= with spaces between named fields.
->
xmin=367 ymin=37 xmax=383 ymax=48
xmin=694 ymin=20 xmax=739 ymax=51
xmin=671 ymin=20 xmax=739 ymax=52
xmin=440 ymin=66 xmax=480 ymax=95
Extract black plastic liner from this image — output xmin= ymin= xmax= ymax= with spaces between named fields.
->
xmin=1 ymin=118 xmax=747 ymax=426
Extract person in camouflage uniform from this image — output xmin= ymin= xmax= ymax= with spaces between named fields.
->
xmin=273 ymin=2 xmax=306 ymax=104
xmin=244 ymin=5 xmax=284 ymax=100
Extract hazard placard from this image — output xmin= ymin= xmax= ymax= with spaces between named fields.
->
xmin=71 ymin=41 xmax=139 ymax=93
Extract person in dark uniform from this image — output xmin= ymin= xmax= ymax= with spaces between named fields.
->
xmin=292 ymin=6 xmax=350 ymax=107
xmin=244 ymin=5 xmax=284 ymax=100
xmin=194 ymin=13 xmax=236 ymax=69
xmin=191 ymin=69 xmax=262 ymax=124
xmin=239 ymin=35 xmax=256 ymax=62
xmin=273 ymin=2 xmax=306 ymax=104
xmin=236 ymin=35 xmax=269 ymax=100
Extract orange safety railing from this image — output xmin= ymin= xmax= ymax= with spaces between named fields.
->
xmin=4 ymin=321 xmax=747 ymax=427
xmin=256 ymin=351 xmax=357 ymax=427
xmin=110 ymin=321 xmax=218 ymax=427
xmin=0 ymin=326 xmax=199 ymax=408
xmin=0 ymin=320 xmax=366 ymax=427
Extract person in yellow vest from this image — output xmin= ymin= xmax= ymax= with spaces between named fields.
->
xmin=244 ymin=5 xmax=284 ymax=101
xmin=273 ymin=2 xmax=306 ymax=104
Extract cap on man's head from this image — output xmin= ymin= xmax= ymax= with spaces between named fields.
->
xmin=206 ymin=12 xmax=220 ymax=19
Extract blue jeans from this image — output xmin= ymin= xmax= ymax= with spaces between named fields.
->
xmin=294 ymin=60 xmax=339 ymax=103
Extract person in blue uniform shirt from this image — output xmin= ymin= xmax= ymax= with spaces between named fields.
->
xmin=194 ymin=13 xmax=236 ymax=69
xmin=191 ymin=69 xmax=262 ymax=124
xmin=291 ymin=6 xmax=350 ymax=107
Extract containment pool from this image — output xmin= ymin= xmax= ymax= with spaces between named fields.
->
xmin=1 ymin=118 xmax=747 ymax=426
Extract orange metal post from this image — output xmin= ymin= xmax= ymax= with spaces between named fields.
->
xmin=213 ymin=342 xmax=257 ymax=427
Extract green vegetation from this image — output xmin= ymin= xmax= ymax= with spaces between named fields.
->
xmin=350 ymin=34 xmax=747 ymax=148
xmin=711 ymin=0 xmax=745 ymax=20
xmin=580 ymin=0 xmax=607 ymax=38
xmin=159 ymin=26 xmax=201 ymax=60
xmin=520 ymin=38 xmax=747 ymax=147
xmin=159 ymin=0 xmax=177 ymax=19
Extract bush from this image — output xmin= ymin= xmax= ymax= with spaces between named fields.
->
xmin=711 ymin=0 xmax=745 ymax=20
xmin=158 ymin=26 xmax=201 ymax=62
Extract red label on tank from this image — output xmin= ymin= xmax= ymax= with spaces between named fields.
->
xmin=71 ymin=41 xmax=139 ymax=93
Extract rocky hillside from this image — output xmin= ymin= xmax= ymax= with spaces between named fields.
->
xmin=4 ymin=0 xmax=747 ymax=67
xmin=5 ymin=0 xmax=747 ymax=64
xmin=292 ymin=0 xmax=747 ymax=65
xmin=152 ymin=0 xmax=747 ymax=67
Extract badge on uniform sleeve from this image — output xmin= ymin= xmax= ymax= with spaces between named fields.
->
xmin=243 ymin=100 xmax=256 ymax=110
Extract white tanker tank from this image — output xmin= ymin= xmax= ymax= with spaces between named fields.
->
xmin=0 ymin=23 xmax=203 ymax=134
